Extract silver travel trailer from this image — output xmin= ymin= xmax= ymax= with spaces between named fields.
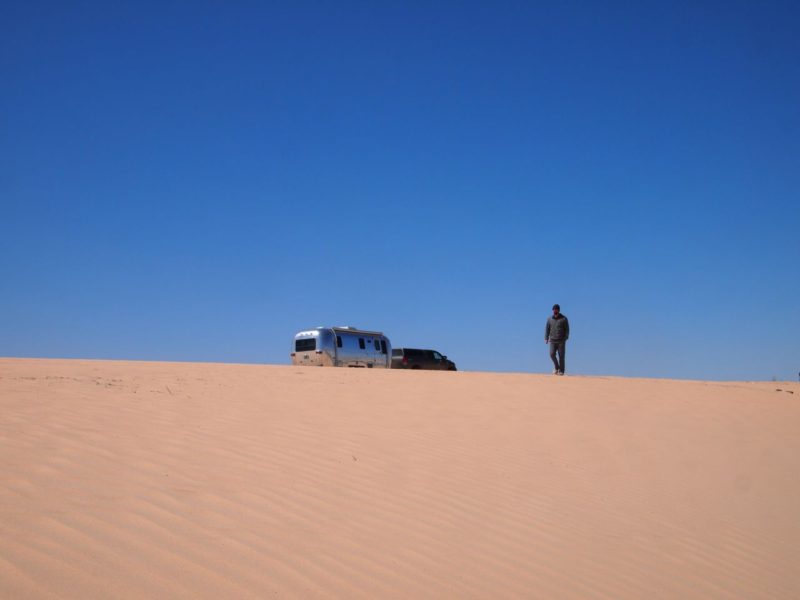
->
xmin=291 ymin=327 xmax=392 ymax=368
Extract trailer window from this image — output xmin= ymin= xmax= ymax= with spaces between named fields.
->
xmin=336 ymin=336 xmax=342 ymax=348
xmin=295 ymin=338 xmax=316 ymax=352
xmin=358 ymin=338 xmax=365 ymax=349
xmin=374 ymin=339 xmax=380 ymax=351
xmin=381 ymin=340 xmax=387 ymax=354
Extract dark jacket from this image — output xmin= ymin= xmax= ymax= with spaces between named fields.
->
xmin=545 ymin=314 xmax=569 ymax=342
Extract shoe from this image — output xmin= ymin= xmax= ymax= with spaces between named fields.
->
xmin=557 ymin=371 xmax=565 ymax=376
xmin=552 ymin=369 xmax=559 ymax=375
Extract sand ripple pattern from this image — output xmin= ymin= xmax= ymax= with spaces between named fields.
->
xmin=1 ymin=359 xmax=799 ymax=599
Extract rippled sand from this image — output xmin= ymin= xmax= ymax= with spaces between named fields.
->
xmin=1 ymin=358 xmax=798 ymax=599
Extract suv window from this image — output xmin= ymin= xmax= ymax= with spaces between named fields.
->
xmin=432 ymin=351 xmax=442 ymax=360
xmin=392 ymin=349 xmax=402 ymax=357
xmin=407 ymin=349 xmax=423 ymax=357
xmin=295 ymin=339 xmax=316 ymax=352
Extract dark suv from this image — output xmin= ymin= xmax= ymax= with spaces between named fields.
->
xmin=391 ymin=348 xmax=457 ymax=371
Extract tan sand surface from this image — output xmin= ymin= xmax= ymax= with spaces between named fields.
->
xmin=1 ymin=358 xmax=799 ymax=599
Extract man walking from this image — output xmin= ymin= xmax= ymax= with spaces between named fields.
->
xmin=545 ymin=304 xmax=569 ymax=375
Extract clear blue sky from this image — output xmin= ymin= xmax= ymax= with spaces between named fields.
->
xmin=2 ymin=1 xmax=798 ymax=380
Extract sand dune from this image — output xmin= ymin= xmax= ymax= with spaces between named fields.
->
xmin=1 ymin=358 xmax=798 ymax=599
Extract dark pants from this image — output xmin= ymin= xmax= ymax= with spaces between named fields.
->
xmin=549 ymin=341 xmax=566 ymax=373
